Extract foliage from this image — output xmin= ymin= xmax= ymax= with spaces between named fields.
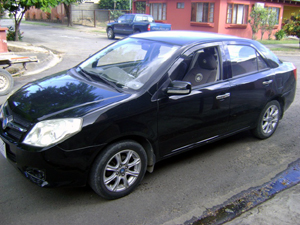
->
xmin=283 ymin=12 xmax=300 ymax=39
xmin=109 ymin=9 xmax=124 ymax=21
xmin=249 ymin=6 xmax=265 ymax=40
xmin=99 ymin=0 xmax=130 ymax=10
xmin=259 ymin=8 xmax=269 ymax=40
xmin=266 ymin=10 xmax=278 ymax=40
xmin=274 ymin=29 xmax=286 ymax=40
xmin=6 ymin=26 xmax=23 ymax=41
xmin=249 ymin=6 xmax=278 ymax=40
xmin=2 ymin=0 xmax=58 ymax=41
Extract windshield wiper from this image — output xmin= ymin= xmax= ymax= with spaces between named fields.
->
xmin=77 ymin=67 xmax=94 ymax=81
xmin=78 ymin=67 xmax=122 ymax=92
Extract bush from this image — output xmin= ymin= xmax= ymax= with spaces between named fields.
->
xmin=109 ymin=10 xmax=124 ymax=21
xmin=6 ymin=26 xmax=24 ymax=41
xmin=275 ymin=30 xmax=285 ymax=40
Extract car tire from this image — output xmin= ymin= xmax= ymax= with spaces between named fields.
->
xmin=107 ymin=28 xmax=115 ymax=39
xmin=252 ymin=100 xmax=281 ymax=139
xmin=89 ymin=140 xmax=147 ymax=199
xmin=0 ymin=69 xmax=14 ymax=96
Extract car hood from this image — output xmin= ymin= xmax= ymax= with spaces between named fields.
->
xmin=8 ymin=70 xmax=130 ymax=123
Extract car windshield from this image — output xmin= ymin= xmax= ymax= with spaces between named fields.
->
xmin=78 ymin=38 xmax=179 ymax=90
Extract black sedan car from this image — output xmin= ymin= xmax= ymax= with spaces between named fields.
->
xmin=0 ymin=31 xmax=296 ymax=199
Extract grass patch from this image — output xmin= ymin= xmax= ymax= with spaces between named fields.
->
xmin=269 ymin=47 xmax=300 ymax=52
xmin=23 ymin=21 xmax=51 ymax=26
xmin=258 ymin=39 xmax=298 ymax=44
xmin=90 ymin=30 xmax=106 ymax=33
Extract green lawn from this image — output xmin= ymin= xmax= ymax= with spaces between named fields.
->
xmin=23 ymin=21 xmax=51 ymax=26
xmin=269 ymin=47 xmax=300 ymax=52
xmin=258 ymin=39 xmax=299 ymax=44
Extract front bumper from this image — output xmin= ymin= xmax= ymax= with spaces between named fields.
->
xmin=0 ymin=133 xmax=101 ymax=188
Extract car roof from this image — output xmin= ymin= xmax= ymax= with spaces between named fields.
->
xmin=123 ymin=14 xmax=151 ymax=17
xmin=132 ymin=31 xmax=249 ymax=46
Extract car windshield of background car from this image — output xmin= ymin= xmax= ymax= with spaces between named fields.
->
xmin=78 ymin=38 xmax=179 ymax=90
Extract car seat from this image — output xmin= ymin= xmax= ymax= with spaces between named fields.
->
xmin=183 ymin=52 xmax=217 ymax=86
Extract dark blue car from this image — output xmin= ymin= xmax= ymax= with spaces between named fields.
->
xmin=106 ymin=14 xmax=171 ymax=39
xmin=0 ymin=31 xmax=297 ymax=199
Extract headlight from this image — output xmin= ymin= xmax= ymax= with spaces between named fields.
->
xmin=23 ymin=118 xmax=83 ymax=147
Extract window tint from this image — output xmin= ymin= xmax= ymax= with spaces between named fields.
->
xmin=227 ymin=45 xmax=268 ymax=77
xmin=257 ymin=53 xmax=268 ymax=70
xmin=255 ymin=42 xmax=281 ymax=68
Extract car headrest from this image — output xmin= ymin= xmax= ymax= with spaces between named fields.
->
xmin=197 ymin=52 xmax=217 ymax=70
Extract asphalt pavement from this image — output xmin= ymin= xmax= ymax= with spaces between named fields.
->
xmin=1 ymin=21 xmax=300 ymax=225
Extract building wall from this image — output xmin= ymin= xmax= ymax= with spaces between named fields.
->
xmin=282 ymin=5 xmax=299 ymax=20
xmin=137 ymin=0 xmax=300 ymax=39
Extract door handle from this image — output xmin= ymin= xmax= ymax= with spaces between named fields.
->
xmin=263 ymin=80 xmax=273 ymax=85
xmin=216 ymin=93 xmax=230 ymax=100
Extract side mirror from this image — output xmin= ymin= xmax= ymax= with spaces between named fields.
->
xmin=167 ymin=81 xmax=191 ymax=95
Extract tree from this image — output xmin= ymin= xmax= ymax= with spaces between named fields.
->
xmin=259 ymin=8 xmax=269 ymax=40
xmin=59 ymin=0 xmax=82 ymax=27
xmin=2 ymin=0 xmax=58 ymax=41
xmin=249 ymin=5 xmax=265 ymax=40
xmin=98 ymin=0 xmax=130 ymax=10
xmin=266 ymin=10 xmax=278 ymax=40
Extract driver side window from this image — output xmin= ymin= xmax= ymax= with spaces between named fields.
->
xmin=181 ymin=46 xmax=220 ymax=86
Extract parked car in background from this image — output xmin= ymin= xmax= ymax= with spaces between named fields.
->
xmin=0 ymin=31 xmax=297 ymax=200
xmin=106 ymin=14 xmax=171 ymax=39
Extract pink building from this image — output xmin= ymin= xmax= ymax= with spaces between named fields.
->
xmin=132 ymin=0 xmax=300 ymax=39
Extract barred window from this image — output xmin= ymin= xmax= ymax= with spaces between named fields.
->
xmin=227 ymin=4 xmax=249 ymax=24
xmin=177 ymin=2 xmax=185 ymax=9
xmin=266 ymin=7 xmax=280 ymax=24
xmin=191 ymin=2 xmax=214 ymax=23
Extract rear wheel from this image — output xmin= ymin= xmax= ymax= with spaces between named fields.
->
xmin=107 ymin=27 xmax=115 ymax=39
xmin=0 ymin=69 xmax=14 ymax=96
xmin=89 ymin=140 xmax=147 ymax=199
xmin=252 ymin=100 xmax=281 ymax=139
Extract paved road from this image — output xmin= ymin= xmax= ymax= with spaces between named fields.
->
xmin=0 ymin=21 xmax=300 ymax=225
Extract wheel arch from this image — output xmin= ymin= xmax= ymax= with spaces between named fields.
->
xmin=90 ymin=135 xmax=157 ymax=175
xmin=106 ymin=25 xmax=113 ymax=31
xmin=269 ymin=96 xmax=284 ymax=119
xmin=133 ymin=28 xmax=141 ymax=33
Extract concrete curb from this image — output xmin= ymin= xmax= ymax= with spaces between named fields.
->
xmin=7 ymin=42 xmax=62 ymax=76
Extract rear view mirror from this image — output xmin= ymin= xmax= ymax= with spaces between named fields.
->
xmin=167 ymin=81 xmax=191 ymax=95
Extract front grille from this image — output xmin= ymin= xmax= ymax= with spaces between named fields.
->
xmin=6 ymin=128 xmax=23 ymax=140
xmin=1 ymin=103 xmax=32 ymax=142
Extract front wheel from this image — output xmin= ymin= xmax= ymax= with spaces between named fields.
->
xmin=0 ymin=69 xmax=14 ymax=96
xmin=107 ymin=27 xmax=115 ymax=39
xmin=252 ymin=100 xmax=281 ymax=139
xmin=89 ymin=140 xmax=147 ymax=199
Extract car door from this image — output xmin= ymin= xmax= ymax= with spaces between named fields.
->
xmin=114 ymin=15 xmax=127 ymax=34
xmin=225 ymin=43 xmax=275 ymax=133
xmin=123 ymin=15 xmax=135 ymax=34
xmin=157 ymin=43 xmax=231 ymax=158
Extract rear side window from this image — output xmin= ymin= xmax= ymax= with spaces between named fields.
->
xmin=227 ymin=45 xmax=268 ymax=77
